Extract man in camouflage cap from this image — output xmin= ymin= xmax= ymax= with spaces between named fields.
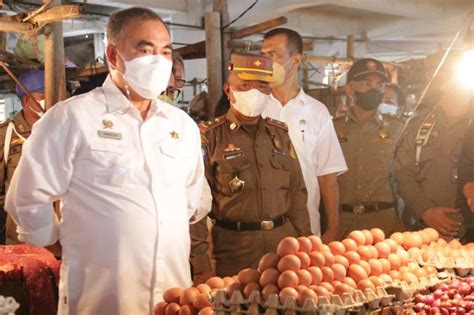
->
xmin=191 ymin=53 xmax=311 ymax=278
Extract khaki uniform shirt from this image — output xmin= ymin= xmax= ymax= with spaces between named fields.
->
xmin=457 ymin=121 xmax=474 ymax=233
xmin=191 ymin=111 xmax=311 ymax=276
xmin=395 ymin=105 xmax=472 ymax=231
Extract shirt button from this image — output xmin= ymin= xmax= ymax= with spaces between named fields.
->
xmin=118 ymin=167 xmax=126 ymax=174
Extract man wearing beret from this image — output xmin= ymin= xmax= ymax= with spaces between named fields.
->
xmin=0 ymin=69 xmax=45 ymax=245
xmin=191 ymin=53 xmax=311 ymax=277
xmin=334 ymin=58 xmax=405 ymax=238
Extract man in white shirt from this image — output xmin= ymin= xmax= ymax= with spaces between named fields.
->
xmin=5 ymin=7 xmax=204 ymax=315
xmin=261 ymin=28 xmax=347 ymax=241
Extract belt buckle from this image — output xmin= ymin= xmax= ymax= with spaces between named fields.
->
xmin=353 ymin=205 xmax=365 ymax=214
xmin=261 ymin=220 xmax=274 ymax=230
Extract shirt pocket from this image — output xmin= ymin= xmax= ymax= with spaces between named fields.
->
xmin=270 ymin=155 xmax=291 ymax=190
xmin=159 ymin=140 xmax=194 ymax=187
xmin=216 ymin=157 xmax=251 ymax=195
xmin=88 ymin=140 xmax=127 ymax=188
xmin=417 ymin=145 xmax=439 ymax=180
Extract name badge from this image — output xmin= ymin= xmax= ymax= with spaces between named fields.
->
xmin=98 ymin=130 xmax=122 ymax=140
xmin=223 ymin=151 xmax=243 ymax=160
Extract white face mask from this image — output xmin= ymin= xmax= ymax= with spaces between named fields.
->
xmin=231 ymin=88 xmax=269 ymax=117
xmin=379 ymin=102 xmax=399 ymax=116
xmin=37 ymin=99 xmax=45 ymax=110
xmin=120 ymin=54 xmax=172 ymax=99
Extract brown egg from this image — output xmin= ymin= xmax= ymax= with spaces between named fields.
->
xmin=413 ymin=268 xmax=428 ymax=279
xmin=178 ymin=305 xmax=197 ymax=315
xmin=307 ymin=266 xmax=323 ymax=285
xmin=357 ymin=245 xmax=372 ymax=261
xmin=334 ymin=283 xmax=353 ymax=298
xmin=359 ymin=260 xmax=371 ymax=276
xmin=196 ymin=284 xmax=211 ymax=295
xmin=197 ymin=307 xmax=212 ymax=315
xmin=388 ymin=270 xmax=401 ymax=280
xmin=385 ymin=239 xmax=398 ymax=253
xmin=348 ymin=264 xmax=368 ymax=283
xmin=368 ymin=259 xmax=383 ymax=276
xmin=297 ymin=288 xmax=318 ymax=307
xmin=222 ymin=276 xmax=235 ymax=287
xmin=403 ymin=233 xmax=423 ymax=250
xmin=331 ymin=263 xmax=347 ymax=281
xmin=328 ymin=241 xmax=346 ymax=256
xmin=309 ymin=251 xmax=325 ymax=268
xmin=319 ymin=282 xmax=335 ymax=293
xmin=345 ymin=251 xmax=361 ymax=265
xmin=362 ymin=230 xmax=374 ymax=245
xmin=396 ymin=248 xmax=409 ymax=266
xmin=180 ymin=287 xmax=200 ymax=306
xmin=423 ymin=228 xmax=439 ymax=243
xmin=334 ymin=255 xmax=350 ymax=268
xmin=295 ymin=285 xmax=308 ymax=293
xmin=277 ymin=237 xmax=300 ymax=256
xmin=367 ymin=246 xmax=379 ymax=259
xmin=279 ymin=287 xmax=298 ymax=304
xmin=297 ymin=236 xmax=313 ymax=253
xmin=407 ymin=261 xmax=419 ymax=272
xmin=243 ymin=282 xmax=261 ymax=298
xmin=237 ymin=268 xmax=260 ymax=285
xmin=342 ymin=238 xmax=358 ymax=252
xmin=312 ymin=285 xmax=330 ymax=298
xmin=295 ymin=252 xmax=311 ymax=269
xmin=259 ymin=268 xmax=279 ymax=287
xmin=370 ymin=228 xmax=385 ymax=244
xmin=321 ymin=266 xmax=334 ymax=283
xmin=226 ymin=282 xmax=242 ymax=298
xmin=379 ymin=258 xmax=391 ymax=274
xmin=387 ymin=253 xmax=401 ymax=270
xmin=258 ymin=253 xmax=280 ymax=272
xmin=163 ymin=288 xmax=184 ymax=304
xmin=321 ymin=244 xmax=331 ymax=252
xmin=165 ymin=303 xmax=181 ymax=315
xmin=308 ymin=235 xmax=324 ymax=252
xmin=277 ymin=254 xmax=301 ymax=272
xmin=192 ymin=293 xmax=211 ymax=310
xmin=331 ymin=280 xmax=341 ymax=289
xmin=449 ymin=239 xmax=462 ymax=248
xmin=262 ymin=284 xmax=279 ymax=300
xmin=390 ymin=232 xmax=405 ymax=246
xmin=277 ymin=270 xmax=299 ymax=288
xmin=369 ymin=275 xmax=384 ymax=287
xmin=401 ymin=272 xmax=418 ymax=284
xmin=322 ymin=251 xmax=334 ymax=266
xmin=341 ymin=277 xmax=357 ymax=289
xmin=154 ymin=301 xmax=168 ymax=315
xmin=358 ymin=278 xmax=376 ymax=292
xmin=296 ymin=269 xmax=313 ymax=286
xmin=378 ymin=273 xmax=392 ymax=283
xmin=205 ymin=277 xmax=225 ymax=289
xmin=419 ymin=230 xmax=431 ymax=245
xmin=375 ymin=242 xmax=391 ymax=258
xmin=348 ymin=230 xmax=366 ymax=246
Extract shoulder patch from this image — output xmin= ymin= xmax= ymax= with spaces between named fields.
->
xmin=265 ymin=117 xmax=288 ymax=131
xmin=198 ymin=116 xmax=225 ymax=133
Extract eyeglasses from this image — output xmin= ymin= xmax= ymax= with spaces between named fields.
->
xmin=174 ymin=78 xmax=186 ymax=89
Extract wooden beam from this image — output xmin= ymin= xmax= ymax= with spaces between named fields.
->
xmin=346 ymin=35 xmax=354 ymax=58
xmin=30 ymin=5 xmax=81 ymax=25
xmin=175 ymin=41 xmax=206 ymax=60
xmin=230 ymin=39 xmax=314 ymax=52
xmin=67 ymin=65 xmax=109 ymax=79
xmin=205 ymin=12 xmax=222 ymax=118
xmin=231 ymin=16 xmax=287 ymax=39
xmin=304 ymin=55 xmax=355 ymax=67
xmin=0 ymin=20 xmax=34 ymax=33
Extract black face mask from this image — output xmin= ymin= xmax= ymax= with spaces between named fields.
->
xmin=354 ymin=89 xmax=384 ymax=111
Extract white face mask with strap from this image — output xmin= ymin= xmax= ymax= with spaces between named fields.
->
xmin=230 ymin=87 xmax=269 ymax=117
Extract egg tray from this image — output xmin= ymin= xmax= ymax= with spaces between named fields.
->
xmin=211 ymin=286 xmax=396 ymax=315
xmin=383 ymin=273 xmax=452 ymax=302
xmin=418 ymin=255 xmax=474 ymax=271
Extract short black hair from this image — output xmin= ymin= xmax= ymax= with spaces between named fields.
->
xmin=106 ymin=7 xmax=167 ymax=45
xmin=264 ymin=28 xmax=303 ymax=55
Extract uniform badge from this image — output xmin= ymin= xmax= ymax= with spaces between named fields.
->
xmin=223 ymin=152 xmax=243 ymax=160
xmin=230 ymin=122 xmax=237 ymax=130
xmin=228 ymin=175 xmax=245 ymax=192
xmin=289 ymin=145 xmax=297 ymax=159
xmin=102 ymin=119 xmax=114 ymax=129
xmin=170 ymin=131 xmax=179 ymax=139
xmin=98 ymin=130 xmax=122 ymax=140
xmin=223 ymin=144 xmax=241 ymax=152
xmin=18 ymin=124 xmax=25 ymax=132
xmin=337 ymin=132 xmax=348 ymax=143
xmin=272 ymin=138 xmax=282 ymax=150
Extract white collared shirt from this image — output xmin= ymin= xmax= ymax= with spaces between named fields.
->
xmin=262 ymin=88 xmax=347 ymax=235
xmin=5 ymin=77 xmax=205 ymax=315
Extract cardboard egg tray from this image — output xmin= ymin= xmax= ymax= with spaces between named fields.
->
xmin=0 ymin=296 xmax=19 ymax=315
xmin=418 ymin=256 xmax=474 ymax=277
xmin=211 ymin=286 xmax=396 ymax=315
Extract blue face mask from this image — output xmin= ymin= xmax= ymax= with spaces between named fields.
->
xmin=379 ymin=102 xmax=399 ymax=116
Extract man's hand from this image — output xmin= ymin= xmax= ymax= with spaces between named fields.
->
xmin=421 ymin=207 xmax=461 ymax=239
xmin=322 ymin=227 xmax=339 ymax=243
xmin=193 ymin=271 xmax=214 ymax=286
xmin=463 ymin=182 xmax=474 ymax=211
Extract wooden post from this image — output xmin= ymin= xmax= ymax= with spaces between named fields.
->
xmin=213 ymin=0 xmax=231 ymax=80
xmin=205 ymin=12 xmax=222 ymax=118
xmin=346 ymin=35 xmax=354 ymax=58
xmin=0 ymin=14 xmax=7 ymax=51
xmin=43 ymin=0 xmax=66 ymax=110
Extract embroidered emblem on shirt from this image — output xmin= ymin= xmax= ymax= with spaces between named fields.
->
xmin=170 ymin=131 xmax=179 ymax=139
xmin=230 ymin=122 xmax=237 ymax=130
xmin=223 ymin=144 xmax=241 ymax=152
xmin=228 ymin=175 xmax=245 ymax=192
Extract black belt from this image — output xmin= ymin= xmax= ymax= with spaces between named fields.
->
xmin=214 ymin=215 xmax=286 ymax=231
xmin=341 ymin=202 xmax=394 ymax=214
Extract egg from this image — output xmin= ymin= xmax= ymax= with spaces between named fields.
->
xmin=297 ymin=236 xmax=313 ymax=253
xmin=279 ymin=287 xmax=298 ymax=304
xmin=321 ymin=244 xmax=331 ymax=252
xmin=206 ymin=277 xmax=225 ymax=289
xmin=261 ymin=284 xmax=279 ymax=300
xmin=398 ymin=266 xmax=410 ymax=274
xmin=331 ymin=280 xmax=341 ymax=289
xmin=258 ymin=253 xmax=280 ymax=272
xmin=379 ymin=258 xmax=391 ymax=274
xmin=163 ymin=288 xmax=184 ymax=304
xmin=322 ymin=251 xmax=334 ymax=267
xmin=297 ymin=288 xmax=318 ymax=307
xmin=388 ymin=270 xmax=401 ymax=280
xmin=403 ymin=232 xmax=423 ymax=250
xmin=319 ymin=282 xmax=335 ymax=293
xmin=238 ymin=268 xmax=260 ymax=285
xmin=357 ymin=245 xmax=372 ymax=260
xmin=396 ymin=248 xmax=409 ymax=266
xmin=308 ymin=235 xmax=324 ymax=252
xmin=321 ymin=266 xmax=335 ymax=283
xmin=197 ymin=307 xmax=212 ymax=315
xmin=407 ymin=261 xmax=419 ymax=272
xmin=334 ymin=283 xmax=353 ymax=298
xmin=165 ymin=303 xmax=181 ymax=315
xmin=368 ymin=259 xmax=383 ymax=276
xmin=378 ymin=274 xmax=392 ymax=283
xmin=309 ymin=251 xmax=325 ymax=268
xmin=362 ymin=230 xmax=374 ymax=245
xmin=328 ymin=241 xmax=346 ymax=255
xmin=243 ymin=282 xmax=261 ymax=298
xmin=390 ymin=232 xmax=405 ymax=246
xmin=348 ymin=230 xmax=366 ymax=246
xmin=367 ymin=246 xmax=379 ymax=259
xmin=277 ymin=237 xmax=300 ymax=256
xmin=295 ymin=252 xmax=311 ymax=269
xmin=259 ymin=268 xmax=280 ymax=287
xmin=449 ymin=239 xmax=462 ymax=249
xmin=357 ymin=279 xmax=376 ymax=292
xmin=370 ymin=228 xmax=385 ymax=244
xmin=296 ymin=269 xmax=313 ymax=286
xmin=420 ymin=230 xmax=431 ymax=245
xmin=385 ymin=239 xmax=398 ymax=253
xmin=401 ymin=272 xmax=418 ymax=284
xmin=226 ymin=282 xmax=242 ymax=298
xmin=334 ymin=255 xmax=350 ymax=268
xmin=413 ymin=268 xmax=428 ymax=279
xmin=307 ymin=266 xmax=323 ymax=285
xmin=344 ymin=251 xmax=361 ymax=265
xmin=342 ymin=238 xmax=358 ymax=252
xmin=196 ymin=284 xmax=211 ymax=295
xmin=192 ymin=293 xmax=211 ymax=310
xmin=295 ymin=285 xmax=308 ymax=293
xmin=369 ymin=275 xmax=384 ymax=287
xmin=223 ymin=276 xmax=235 ymax=286
xmin=387 ymin=253 xmax=402 ymax=270
xmin=422 ymin=265 xmax=438 ymax=276
xmin=347 ymin=264 xmax=368 ymax=283
xmin=437 ymin=238 xmax=447 ymax=246
xmin=154 ymin=302 xmax=168 ymax=315
xmin=341 ymin=277 xmax=357 ymax=288
xmin=375 ymin=242 xmax=391 ymax=258
xmin=332 ymin=263 xmax=347 ymax=281
xmin=180 ymin=287 xmax=200 ymax=306
xmin=359 ymin=260 xmax=371 ymax=276
xmin=423 ymin=228 xmax=439 ymax=243
xmin=277 ymin=270 xmax=299 ymax=288
xmin=312 ymin=285 xmax=330 ymax=298
xmin=178 ymin=305 xmax=196 ymax=315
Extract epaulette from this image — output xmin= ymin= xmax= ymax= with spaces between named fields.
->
xmin=198 ymin=115 xmax=225 ymax=133
xmin=265 ymin=117 xmax=288 ymax=131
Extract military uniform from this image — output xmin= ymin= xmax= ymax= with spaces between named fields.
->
xmin=457 ymin=121 xmax=474 ymax=242
xmin=0 ymin=112 xmax=31 ymax=244
xmin=334 ymin=111 xmax=405 ymax=239
xmin=395 ymin=104 xmax=472 ymax=236
xmin=191 ymin=111 xmax=311 ymax=276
